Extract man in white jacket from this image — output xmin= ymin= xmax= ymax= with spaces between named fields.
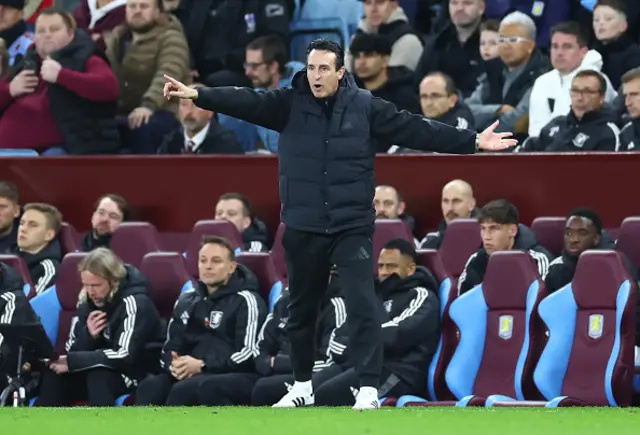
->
xmin=528 ymin=22 xmax=617 ymax=137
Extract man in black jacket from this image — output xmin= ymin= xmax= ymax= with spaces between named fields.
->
xmin=517 ymin=70 xmax=621 ymax=152
xmin=252 ymin=271 xmax=347 ymax=406
xmin=81 ymin=194 xmax=129 ymax=252
xmin=36 ymin=248 xmax=164 ymax=407
xmin=163 ymin=38 xmax=515 ymax=410
xmin=458 ymin=199 xmax=553 ymax=295
xmin=0 ymin=262 xmax=41 ymax=393
xmin=14 ymin=203 xmax=63 ymax=296
xmin=619 ymin=67 xmax=640 ymax=151
xmin=215 ymin=192 xmax=272 ymax=252
xmin=135 ymin=236 xmax=267 ymax=406
xmin=315 ymin=239 xmax=440 ymax=406
xmin=419 ymin=72 xmax=475 ymax=130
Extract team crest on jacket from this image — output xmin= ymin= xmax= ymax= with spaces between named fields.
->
xmin=573 ymin=133 xmax=589 ymax=148
xmin=207 ymin=311 xmax=224 ymax=329
xmin=498 ymin=315 xmax=513 ymax=340
xmin=383 ymin=300 xmax=393 ymax=313
xmin=102 ymin=325 xmax=111 ymax=340
xmin=588 ymin=314 xmax=604 ymax=339
xmin=278 ymin=317 xmax=288 ymax=329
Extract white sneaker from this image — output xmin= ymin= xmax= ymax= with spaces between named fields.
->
xmin=272 ymin=382 xmax=315 ymax=408
xmin=352 ymin=387 xmax=380 ymax=410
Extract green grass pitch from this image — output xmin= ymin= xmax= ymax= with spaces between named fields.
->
xmin=1 ymin=407 xmax=640 ymax=435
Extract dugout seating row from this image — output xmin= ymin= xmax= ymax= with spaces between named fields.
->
xmin=379 ymin=249 xmax=636 ymax=408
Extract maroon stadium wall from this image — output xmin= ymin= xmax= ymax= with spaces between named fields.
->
xmin=1 ymin=153 xmax=636 ymax=233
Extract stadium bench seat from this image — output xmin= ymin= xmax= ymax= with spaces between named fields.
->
xmin=235 ymin=252 xmax=283 ymax=311
xmin=58 ymin=222 xmax=81 ymax=255
xmin=140 ymin=252 xmax=195 ymax=318
xmin=615 ymin=217 xmax=640 ymax=272
xmin=531 ymin=217 xmax=565 ymax=258
xmin=110 ymin=222 xmax=162 ymax=268
xmin=373 ymin=219 xmax=414 ymax=275
xmin=438 ymin=219 xmax=481 ymax=280
xmin=0 ymin=254 xmax=33 ymax=297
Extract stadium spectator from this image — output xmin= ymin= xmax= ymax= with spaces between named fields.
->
xmin=0 ymin=181 xmax=20 ymax=254
xmin=0 ymin=8 xmax=120 ymax=155
xmin=466 ymin=11 xmax=550 ymax=134
xmin=72 ymin=0 xmax=126 ymax=50
xmin=528 ymin=21 xmax=617 ymax=138
xmin=479 ymin=19 xmax=500 ymax=61
xmin=135 ymin=236 xmax=266 ymax=406
xmin=82 ymin=194 xmax=129 ymax=252
xmin=0 ymin=263 xmax=40 ymax=394
xmin=0 ymin=0 xmax=33 ymax=66
xmin=218 ymin=35 xmax=303 ymax=153
xmin=314 ymin=239 xmax=440 ymax=406
xmin=458 ymin=199 xmax=552 ymax=295
xmin=518 ymin=70 xmax=620 ymax=152
xmin=105 ymin=0 xmax=189 ymax=154
xmin=14 ymin=202 xmax=62 ymax=295
xmin=620 ymin=67 xmax=640 ymax=150
xmin=175 ymin=0 xmax=291 ymax=87
xmin=350 ymin=33 xmax=420 ymax=117
xmin=374 ymin=185 xmax=417 ymax=239
xmin=416 ymin=0 xmax=485 ymax=98
xmin=593 ymin=0 xmax=640 ymax=90
xmin=420 ymin=179 xmax=478 ymax=249
xmin=215 ymin=193 xmax=272 ymax=252
xmin=419 ymin=72 xmax=475 ymax=130
xmin=36 ymin=248 xmax=164 ymax=407
xmin=345 ymin=0 xmax=423 ymax=72
xmin=252 ymin=269 xmax=347 ymax=406
xmin=544 ymin=208 xmax=636 ymax=293
xmin=157 ymin=83 xmax=243 ymax=155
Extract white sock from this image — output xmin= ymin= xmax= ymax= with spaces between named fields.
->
xmin=293 ymin=380 xmax=313 ymax=395
xmin=358 ymin=386 xmax=377 ymax=398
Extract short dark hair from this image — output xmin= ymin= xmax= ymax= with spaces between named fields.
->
xmin=0 ymin=181 xmax=19 ymax=204
xmin=95 ymin=194 xmax=129 ymax=221
xmin=480 ymin=19 xmax=500 ymax=33
xmin=349 ymin=33 xmax=392 ymax=56
xmin=200 ymin=235 xmax=236 ymax=261
xmin=567 ymin=208 xmax=603 ymax=234
xmin=37 ymin=7 xmax=77 ymax=30
xmin=478 ymin=199 xmax=519 ymax=225
xmin=246 ymin=35 xmax=289 ymax=75
xmin=217 ymin=192 xmax=252 ymax=218
xmin=307 ymin=39 xmax=344 ymax=70
xmin=383 ymin=238 xmax=417 ymax=263
xmin=595 ymin=0 xmax=626 ymax=16
xmin=574 ymin=69 xmax=607 ymax=95
xmin=550 ymin=21 xmax=588 ymax=47
xmin=424 ymin=72 xmax=457 ymax=96
xmin=23 ymin=202 xmax=63 ymax=234
xmin=621 ymin=67 xmax=640 ymax=85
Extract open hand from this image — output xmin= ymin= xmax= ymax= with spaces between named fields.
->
xmin=477 ymin=120 xmax=518 ymax=151
xmin=49 ymin=356 xmax=69 ymax=374
xmin=164 ymin=74 xmax=198 ymax=100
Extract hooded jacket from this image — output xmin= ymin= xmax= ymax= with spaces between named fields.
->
xmin=528 ymin=50 xmax=618 ymax=137
xmin=81 ymin=231 xmax=111 ymax=252
xmin=254 ymin=274 xmax=346 ymax=376
xmin=65 ymin=265 xmax=164 ymax=385
xmin=242 ymin=218 xmax=272 ymax=253
xmin=0 ymin=263 xmax=40 ymax=375
xmin=14 ymin=239 xmax=62 ymax=296
xmin=160 ymin=264 xmax=267 ymax=374
xmin=519 ymin=109 xmax=621 ymax=152
xmin=194 ymin=70 xmax=477 ymax=234
xmin=330 ymin=267 xmax=440 ymax=391
xmin=458 ymin=224 xmax=553 ymax=295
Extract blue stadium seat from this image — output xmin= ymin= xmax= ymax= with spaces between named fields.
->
xmin=0 ymin=149 xmax=38 ymax=156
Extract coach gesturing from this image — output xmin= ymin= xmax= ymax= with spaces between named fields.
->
xmin=164 ymin=39 xmax=515 ymax=410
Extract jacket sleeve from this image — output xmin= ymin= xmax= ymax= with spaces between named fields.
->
xmin=528 ymin=247 xmax=552 ymax=279
xmin=543 ymin=258 xmax=569 ymax=294
xmin=254 ymin=312 xmax=279 ymax=376
xmin=369 ymin=97 xmax=476 ymax=154
xmin=55 ymin=56 xmax=119 ymax=103
xmin=66 ymin=294 xmax=158 ymax=373
xmin=517 ymin=117 xmax=558 ymax=152
xmin=65 ymin=306 xmax=98 ymax=353
xmin=496 ymin=88 xmax=532 ymax=133
xmin=203 ymin=290 xmax=266 ymax=373
xmin=313 ymin=296 xmax=347 ymax=372
xmin=159 ymin=293 xmax=192 ymax=373
xmin=0 ymin=291 xmax=34 ymax=357
xmin=419 ymin=232 xmax=441 ymax=249
xmin=381 ymin=287 xmax=440 ymax=356
xmin=31 ymin=259 xmax=59 ymax=296
xmin=465 ymin=77 xmax=502 ymax=129
xmin=458 ymin=252 xmax=482 ymax=295
xmin=195 ymin=86 xmax=292 ymax=133
xmin=592 ymin=121 xmax=621 ymax=151
xmin=327 ymin=323 xmax=350 ymax=366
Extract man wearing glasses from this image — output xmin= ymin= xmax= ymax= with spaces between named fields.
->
xmin=466 ymin=11 xmax=549 ymax=134
xmin=517 ymin=70 xmax=620 ymax=152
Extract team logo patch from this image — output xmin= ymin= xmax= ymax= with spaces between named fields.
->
xmin=383 ymin=300 xmax=393 ymax=313
xmin=589 ymin=314 xmax=604 ymax=339
xmin=573 ymin=133 xmax=589 ymax=148
xmin=103 ymin=325 xmax=111 ymax=340
xmin=207 ymin=311 xmax=224 ymax=329
xmin=499 ymin=315 xmax=513 ymax=340
xmin=278 ymin=317 xmax=288 ymax=329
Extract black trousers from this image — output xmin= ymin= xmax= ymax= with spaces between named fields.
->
xmin=283 ymin=225 xmax=382 ymax=388
xmin=135 ymin=372 xmax=259 ymax=406
xmin=36 ymin=368 xmax=129 ymax=407
xmin=314 ymin=368 xmax=413 ymax=406
xmin=251 ymin=365 xmax=344 ymax=406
